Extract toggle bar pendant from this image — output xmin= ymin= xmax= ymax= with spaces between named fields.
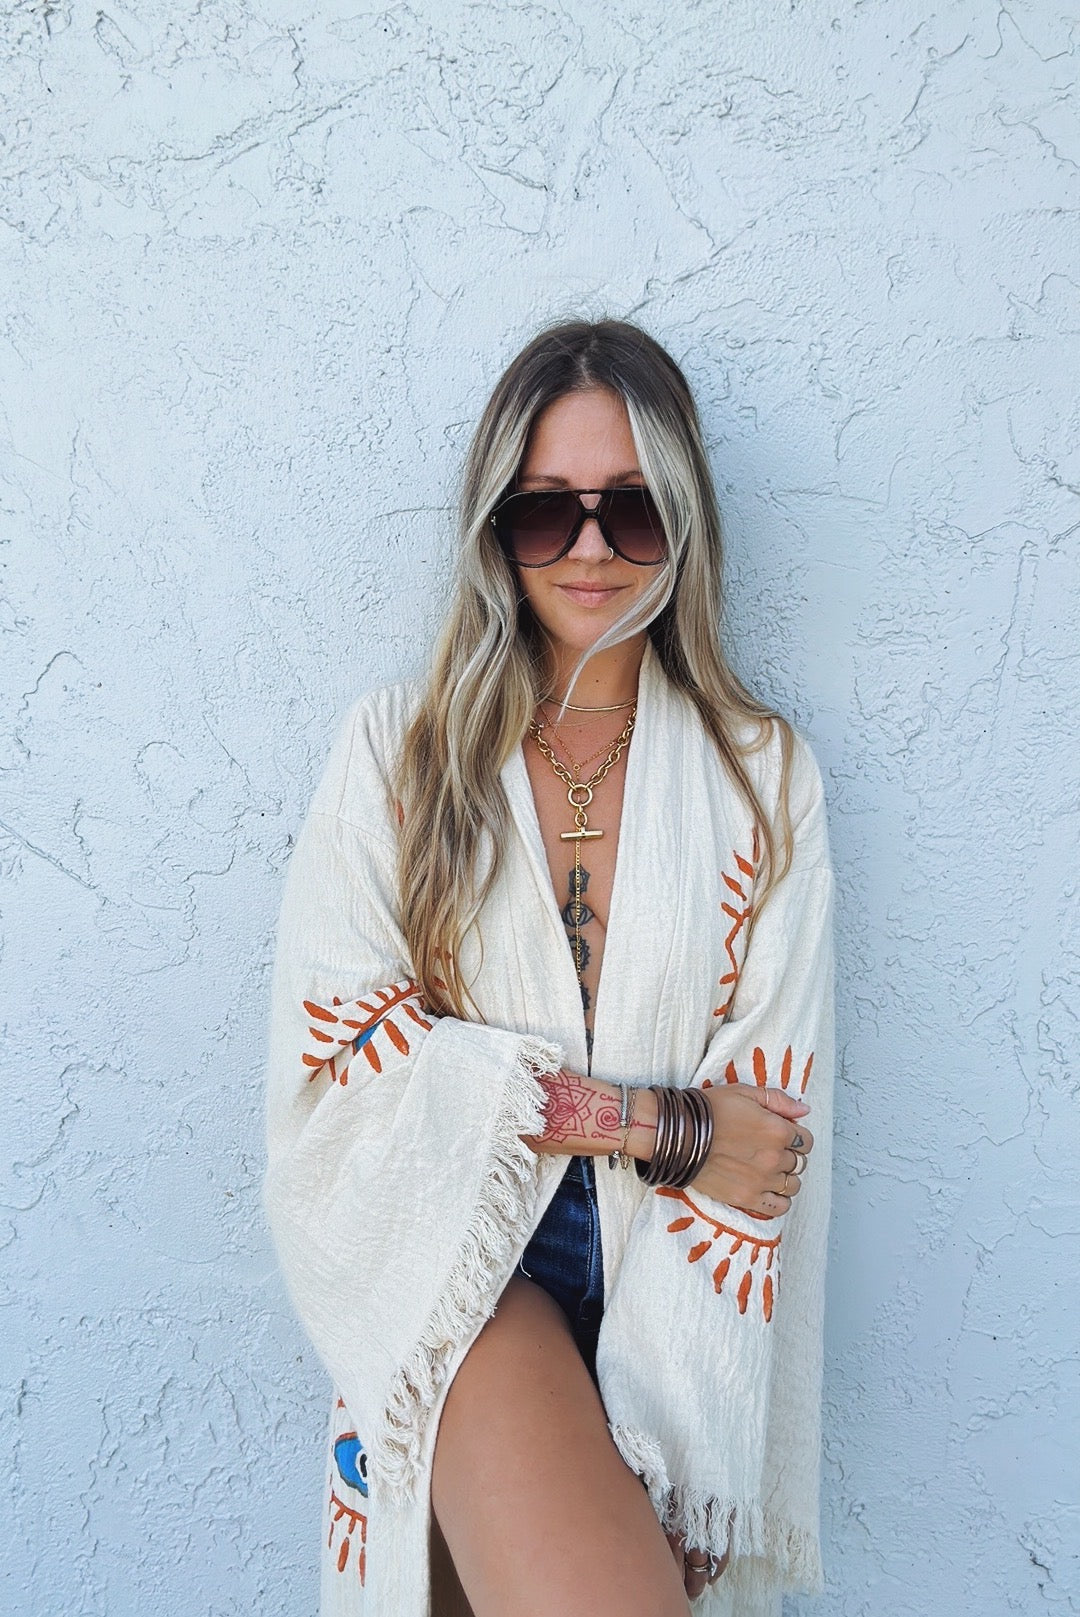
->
xmin=561 ymin=783 xmax=603 ymax=842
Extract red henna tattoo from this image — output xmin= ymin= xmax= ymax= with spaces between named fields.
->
xmin=538 ymin=1071 xmax=593 ymax=1142
xmin=536 ymin=1071 xmax=635 ymax=1147
xmin=594 ymin=1101 xmax=622 ymax=1133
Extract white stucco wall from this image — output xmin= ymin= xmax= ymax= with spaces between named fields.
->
xmin=2 ymin=3 xmax=1077 ymax=1612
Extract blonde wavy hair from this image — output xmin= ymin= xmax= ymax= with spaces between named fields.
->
xmin=393 ymin=319 xmax=795 ymax=1018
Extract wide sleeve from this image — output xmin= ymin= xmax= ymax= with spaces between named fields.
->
xmin=261 ymin=702 xmax=563 ymax=1503
xmin=597 ymin=730 xmax=835 ymax=1602
xmin=693 ymin=732 xmax=836 ymax=1596
xmin=692 ymin=730 xmax=834 ymax=1093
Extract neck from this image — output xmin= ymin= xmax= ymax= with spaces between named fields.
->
xmin=544 ymin=632 xmax=648 ymax=710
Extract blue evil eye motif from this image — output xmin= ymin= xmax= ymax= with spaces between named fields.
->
xmin=350 ymin=1018 xmax=387 ymax=1053
xmin=334 ymin=1432 xmax=369 ymax=1498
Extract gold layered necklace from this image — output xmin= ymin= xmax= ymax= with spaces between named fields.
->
xmin=538 ymin=693 xmax=637 ymax=713
xmin=541 ymin=714 xmax=624 ymax=777
xmin=528 ymin=704 xmax=637 ymax=1045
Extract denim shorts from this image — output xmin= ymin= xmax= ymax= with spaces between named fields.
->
xmin=517 ymin=1154 xmax=604 ymax=1385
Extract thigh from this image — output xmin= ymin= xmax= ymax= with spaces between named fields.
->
xmin=431 ymin=1274 xmax=690 ymax=1617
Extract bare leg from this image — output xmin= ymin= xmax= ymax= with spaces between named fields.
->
xmin=432 ymin=1274 xmax=692 ymax=1617
xmin=430 ymin=1508 xmax=476 ymax=1617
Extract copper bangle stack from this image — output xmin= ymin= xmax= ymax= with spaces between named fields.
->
xmin=635 ymin=1085 xmax=715 ymax=1190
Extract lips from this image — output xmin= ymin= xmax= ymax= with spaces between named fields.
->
xmin=556 ymin=582 xmax=625 ymax=606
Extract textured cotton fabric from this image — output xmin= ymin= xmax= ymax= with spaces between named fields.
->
xmin=262 ymin=640 xmax=836 ymax=1617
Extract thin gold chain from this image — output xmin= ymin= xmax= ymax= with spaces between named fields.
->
xmin=529 ymin=706 xmax=636 ymax=799
xmin=535 ymin=713 xmax=630 ymax=776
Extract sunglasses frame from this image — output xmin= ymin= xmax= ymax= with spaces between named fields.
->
xmin=489 ymin=486 xmax=667 ymax=568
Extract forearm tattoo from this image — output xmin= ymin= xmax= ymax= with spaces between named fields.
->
xmin=536 ymin=1069 xmax=624 ymax=1145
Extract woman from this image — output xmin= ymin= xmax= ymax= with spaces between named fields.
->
xmin=263 ymin=319 xmax=835 ymax=1617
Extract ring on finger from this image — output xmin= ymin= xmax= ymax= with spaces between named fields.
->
xmin=791 ymin=1150 xmax=807 ymax=1175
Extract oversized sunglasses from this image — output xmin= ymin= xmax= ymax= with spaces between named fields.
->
xmin=489 ymin=486 xmax=667 ymax=568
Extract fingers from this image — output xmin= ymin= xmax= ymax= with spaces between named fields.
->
xmin=683 ymin=1555 xmax=709 ymax=1601
xmin=708 ymin=1547 xmax=730 ymax=1583
xmin=790 ymin=1123 xmax=815 ymax=1156
xmin=763 ymin=1118 xmax=815 ymax=1177
xmin=682 ymin=1541 xmax=724 ymax=1600
xmin=698 ymin=1085 xmax=817 ymax=1216
xmin=767 ymin=1129 xmax=814 ymax=1199
xmin=757 ymin=1085 xmax=811 ymax=1119
xmin=668 ymin=1523 xmax=730 ymax=1600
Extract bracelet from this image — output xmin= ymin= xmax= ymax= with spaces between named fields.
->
xmin=680 ymin=1087 xmax=714 ymax=1187
xmin=639 ymin=1085 xmax=671 ymax=1186
xmin=607 ymin=1083 xmax=628 ymax=1171
xmin=635 ymin=1084 xmax=715 ymax=1190
xmin=607 ymin=1082 xmax=638 ymax=1171
xmin=649 ymin=1085 xmax=673 ymax=1185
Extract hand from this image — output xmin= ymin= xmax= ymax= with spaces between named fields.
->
xmin=689 ymin=1082 xmax=814 ymax=1216
xmin=665 ymin=1527 xmax=729 ymax=1600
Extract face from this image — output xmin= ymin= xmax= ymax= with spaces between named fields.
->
xmin=511 ymin=387 xmax=658 ymax=664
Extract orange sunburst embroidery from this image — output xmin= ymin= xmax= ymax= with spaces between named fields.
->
xmin=301 ymin=978 xmax=433 ymax=1084
xmin=328 ymin=1397 xmax=369 ymax=1584
xmin=721 ymin=1043 xmax=814 ymax=1097
xmin=713 ymin=827 xmax=761 ymax=1019
xmin=329 ymin=1489 xmax=367 ymax=1582
xmin=658 ymin=1186 xmax=781 ymax=1320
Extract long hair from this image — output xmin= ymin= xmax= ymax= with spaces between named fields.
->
xmin=393 ymin=319 xmax=796 ymax=1018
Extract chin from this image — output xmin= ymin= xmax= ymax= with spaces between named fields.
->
xmin=534 ymin=597 xmax=640 ymax=648
xmin=539 ymin=616 xmax=622 ymax=660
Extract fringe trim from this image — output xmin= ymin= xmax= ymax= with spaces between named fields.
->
xmin=609 ymin=1421 xmax=671 ymax=1513
xmin=609 ymin=1423 xmax=823 ymax=1595
xmin=371 ymin=1035 xmax=559 ymax=1500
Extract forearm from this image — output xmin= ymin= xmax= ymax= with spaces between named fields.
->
xmin=522 ymin=1068 xmax=659 ymax=1160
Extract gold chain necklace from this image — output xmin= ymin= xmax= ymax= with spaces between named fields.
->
xmin=528 ymin=705 xmax=636 ymax=1048
xmin=535 ymin=713 xmax=628 ymax=776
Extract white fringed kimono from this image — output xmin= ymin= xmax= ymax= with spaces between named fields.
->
xmin=263 ymin=640 xmax=835 ymax=1616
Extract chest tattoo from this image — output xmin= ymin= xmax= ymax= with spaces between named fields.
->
xmin=562 ymin=863 xmax=595 ymax=1016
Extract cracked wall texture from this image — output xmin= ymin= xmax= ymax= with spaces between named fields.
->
xmin=1 ymin=2 xmax=1078 ymax=1613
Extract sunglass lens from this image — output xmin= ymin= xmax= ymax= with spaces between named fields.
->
xmin=496 ymin=492 xmax=578 ymax=565
xmin=606 ymin=488 xmax=666 ymax=563
xmin=494 ymin=487 xmax=667 ymax=565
